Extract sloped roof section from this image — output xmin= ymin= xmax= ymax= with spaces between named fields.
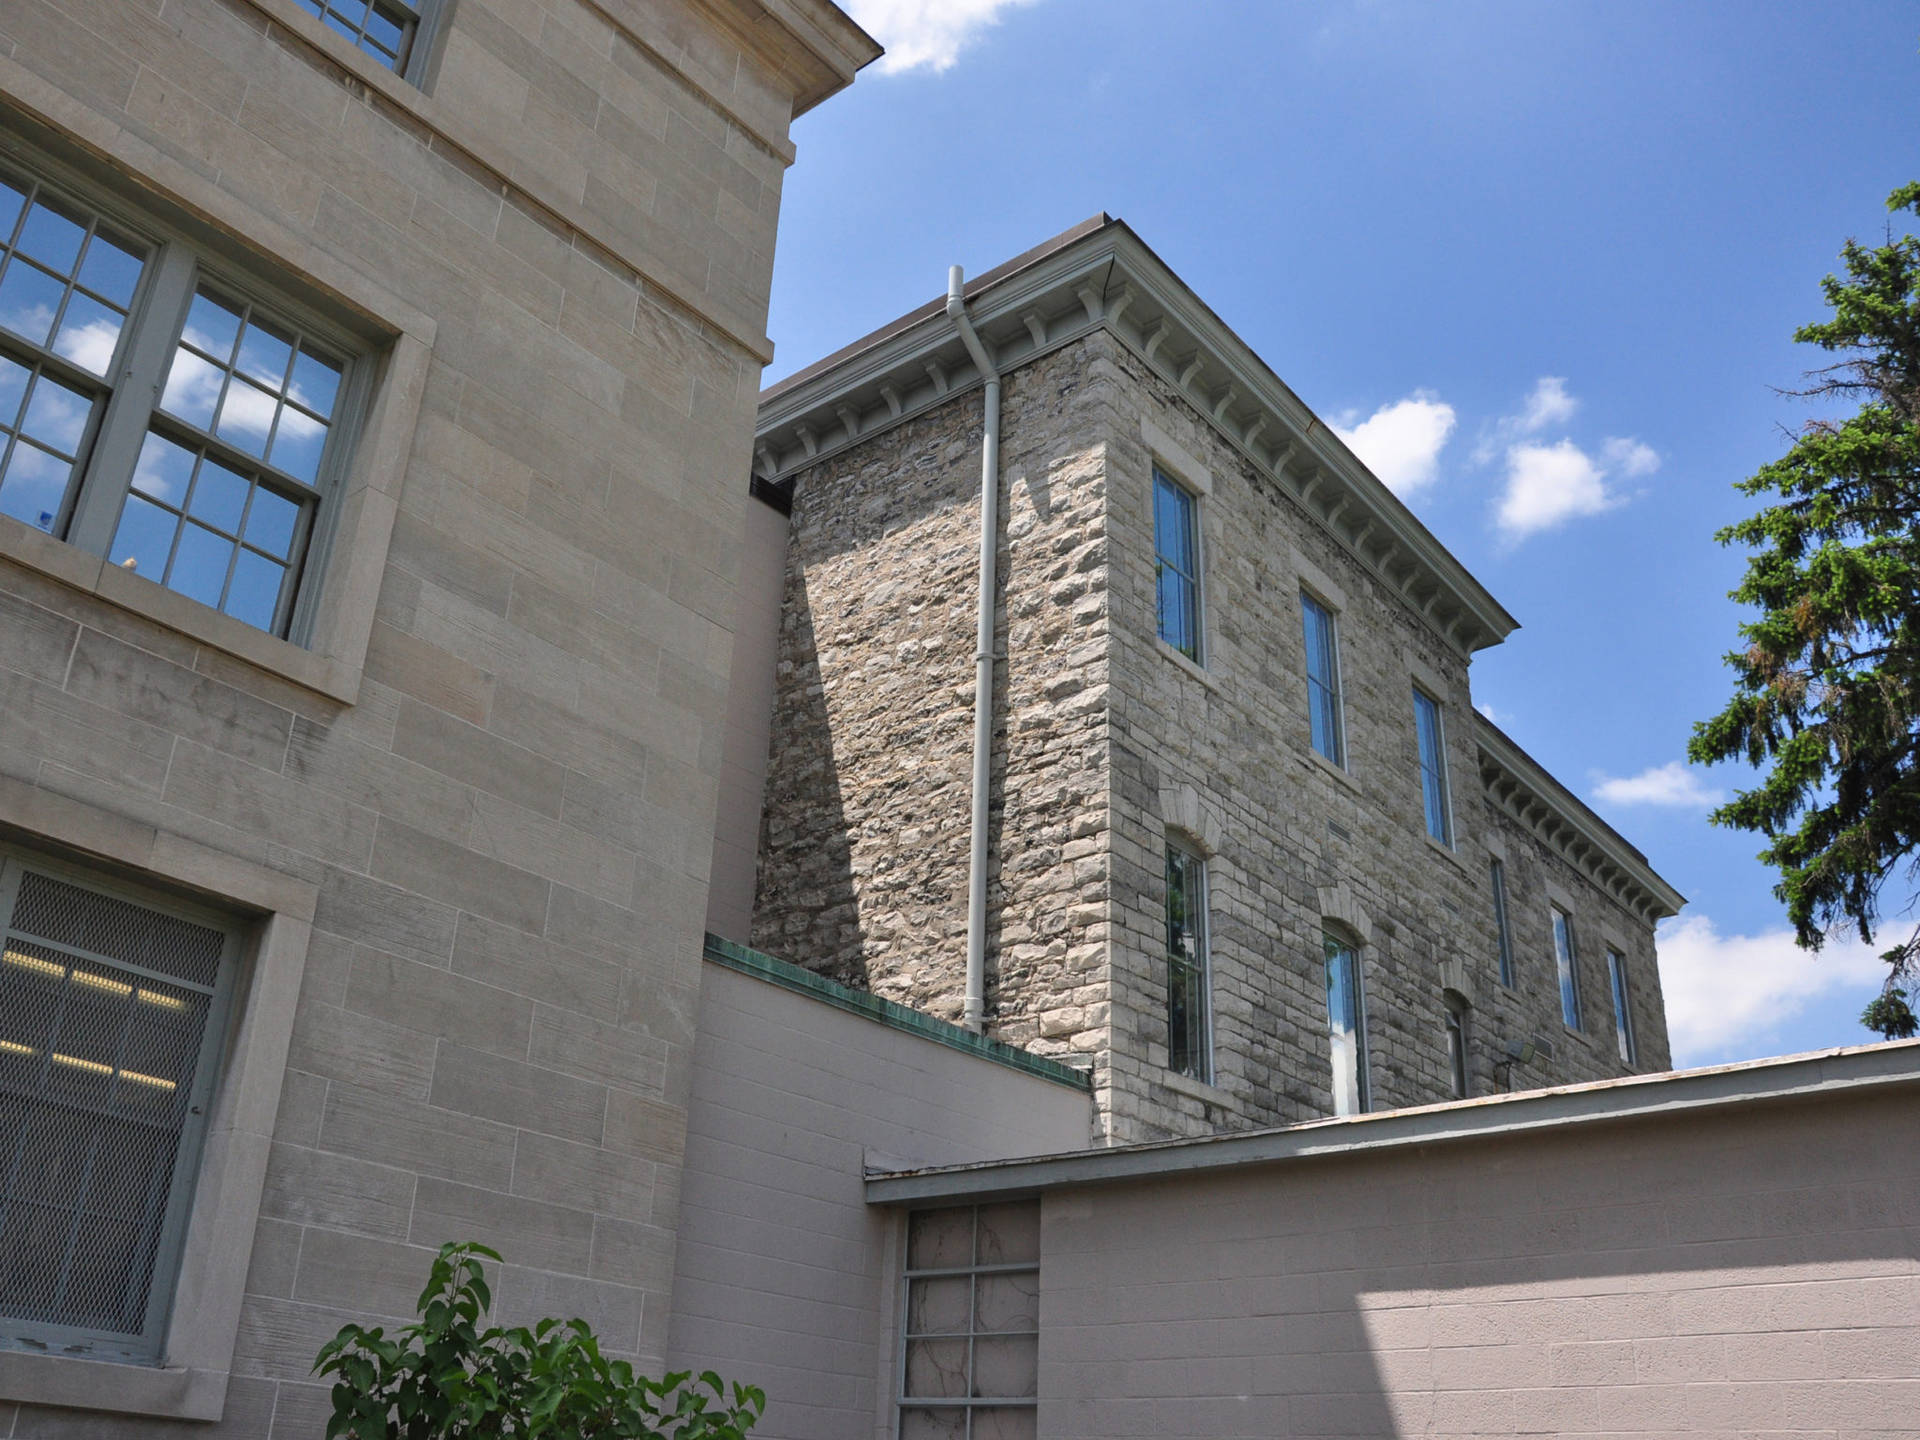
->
xmin=756 ymin=215 xmax=1519 ymax=655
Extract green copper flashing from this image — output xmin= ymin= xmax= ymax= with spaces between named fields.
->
xmin=702 ymin=933 xmax=1092 ymax=1092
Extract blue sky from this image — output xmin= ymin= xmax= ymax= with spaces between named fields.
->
xmin=764 ymin=0 xmax=1920 ymax=1068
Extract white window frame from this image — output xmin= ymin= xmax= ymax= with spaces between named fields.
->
xmin=1301 ymin=590 xmax=1347 ymax=769
xmin=1164 ymin=841 xmax=1212 ymax=1085
xmin=288 ymin=0 xmax=449 ymax=86
xmin=0 ymin=112 xmax=434 ymax=706
xmin=0 ymin=774 xmax=315 ymax=1420
xmin=1323 ymin=931 xmax=1369 ymax=1116
xmin=1152 ymin=465 xmax=1204 ymax=664
xmin=1551 ymin=904 xmax=1583 ymax=1032
xmin=1607 ymin=947 xmax=1637 ymax=1065
xmin=1412 ymin=686 xmax=1453 ymax=847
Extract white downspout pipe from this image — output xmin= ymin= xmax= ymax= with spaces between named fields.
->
xmin=948 ymin=265 xmax=999 ymax=1034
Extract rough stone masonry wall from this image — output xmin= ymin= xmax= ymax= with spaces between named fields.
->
xmin=1080 ymin=330 xmax=1668 ymax=1140
xmin=753 ymin=344 xmax=1114 ymax=1055
xmin=0 ymin=0 xmax=832 ymax=1431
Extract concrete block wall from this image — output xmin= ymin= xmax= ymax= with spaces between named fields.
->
xmin=0 ymin=0 xmax=871 ymax=1431
xmin=667 ymin=952 xmax=1091 ymax=1440
xmin=1036 ymin=1071 xmax=1920 ymax=1438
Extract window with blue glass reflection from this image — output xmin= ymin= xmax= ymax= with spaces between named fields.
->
xmin=1607 ymin=947 xmax=1636 ymax=1065
xmin=1152 ymin=467 xmax=1201 ymax=661
xmin=0 ymin=156 xmax=363 ymax=642
xmin=290 ymin=0 xmax=442 ymax=82
xmin=1301 ymin=592 xmax=1344 ymax=766
xmin=1324 ymin=933 xmax=1368 ymax=1116
xmin=1413 ymin=687 xmax=1452 ymax=846
xmin=1552 ymin=906 xmax=1583 ymax=1031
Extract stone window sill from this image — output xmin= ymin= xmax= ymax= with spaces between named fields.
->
xmin=1155 ymin=637 xmax=1222 ymax=691
xmin=0 ymin=1352 xmax=225 ymax=1423
xmin=1425 ymin=832 xmax=1472 ymax=876
xmin=1160 ymin=1068 xmax=1235 ymax=1107
xmin=1306 ymin=747 xmax=1362 ymax=794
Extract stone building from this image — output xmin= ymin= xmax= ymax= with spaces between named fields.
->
xmin=0 ymin=0 xmax=876 ymax=1430
xmin=725 ymin=216 xmax=1685 ymax=1143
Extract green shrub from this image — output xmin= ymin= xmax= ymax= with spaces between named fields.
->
xmin=314 ymin=1241 xmax=765 ymax=1439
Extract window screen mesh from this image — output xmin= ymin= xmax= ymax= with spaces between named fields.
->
xmin=900 ymin=1203 xmax=1040 ymax=1439
xmin=0 ymin=869 xmax=222 ymax=1343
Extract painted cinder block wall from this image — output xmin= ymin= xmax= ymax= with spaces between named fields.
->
xmin=0 ymin=0 xmax=873 ymax=1431
xmin=1031 ymin=1060 xmax=1920 ymax=1439
xmin=752 ymin=321 xmax=1670 ymax=1145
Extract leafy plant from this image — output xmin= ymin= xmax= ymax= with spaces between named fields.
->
xmin=1862 ymin=985 xmax=1919 ymax=1041
xmin=314 ymin=1241 xmax=765 ymax=1439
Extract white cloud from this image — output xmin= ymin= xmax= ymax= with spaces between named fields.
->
xmin=1603 ymin=435 xmax=1661 ymax=478
xmin=1474 ymin=700 xmax=1503 ymax=725
xmin=1518 ymin=376 xmax=1578 ymax=433
xmin=1591 ymin=761 xmax=1722 ymax=809
xmin=1494 ymin=438 xmax=1619 ymax=538
xmin=845 ymin=0 xmax=1041 ymax=74
xmin=1657 ymin=914 xmax=1888 ymax=1065
xmin=1330 ymin=390 xmax=1456 ymax=498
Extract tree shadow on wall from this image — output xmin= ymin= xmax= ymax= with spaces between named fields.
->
xmin=749 ymin=570 xmax=869 ymax=992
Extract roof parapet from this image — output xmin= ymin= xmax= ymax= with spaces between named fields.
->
xmin=756 ymin=215 xmax=1519 ymax=656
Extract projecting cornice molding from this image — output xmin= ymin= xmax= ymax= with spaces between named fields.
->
xmin=1474 ymin=715 xmax=1686 ymax=924
xmin=756 ymin=215 xmax=1519 ymax=656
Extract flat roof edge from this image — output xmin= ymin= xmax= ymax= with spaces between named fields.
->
xmin=863 ymin=1039 xmax=1920 ymax=1204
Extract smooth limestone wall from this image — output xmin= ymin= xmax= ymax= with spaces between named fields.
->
xmin=753 ymin=325 xmax=1668 ymax=1145
xmin=668 ymin=947 xmax=1091 ymax=1440
xmin=0 ymin=0 xmax=866 ymax=1432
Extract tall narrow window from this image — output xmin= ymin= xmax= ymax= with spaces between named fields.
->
xmin=900 ymin=1202 xmax=1039 ymax=1440
xmin=1301 ymin=592 xmax=1344 ymax=766
xmin=1489 ymin=857 xmax=1515 ymax=988
xmin=1412 ymin=688 xmax=1452 ymax=846
xmin=1551 ymin=905 xmax=1582 ymax=1031
xmin=1153 ymin=467 xmax=1201 ymax=661
xmin=0 ymin=849 xmax=239 ymax=1361
xmin=1444 ymin=993 xmax=1470 ymax=1099
xmin=1323 ymin=933 xmax=1368 ymax=1115
xmin=1165 ymin=844 xmax=1210 ymax=1082
xmin=1607 ymin=947 xmax=1637 ymax=1065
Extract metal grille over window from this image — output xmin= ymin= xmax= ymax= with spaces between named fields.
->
xmin=293 ymin=0 xmax=425 ymax=73
xmin=109 ymin=287 xmax=341 ymax=634
xmin=1302 ymin=591 xmax=1344 ymax=766
xmin=1165 ymin=844 xmax=1209 ymax=1082
xmin=0 ymin=172 xmax=148 ymax=536
xmin=0 ymin=861 xmax=231 ymax=1358
xmin=900 ymin=1202 xmax=1040 ymax=1440
xmin=1152 ymin=467 xmax=1200 ymax=661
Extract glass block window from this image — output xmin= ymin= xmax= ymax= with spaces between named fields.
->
xmin=900 ymin=1203 xmax=1040 ymax=1440
xmin=1413 ymin=687 xmax=1452 ymax=846
xmin=1301 ymin=591 xmax=1344 ymax=766
xmin=1324 ymin=933 xmax=1368 ymax=1116
xmin=1490 ymin=858 xmax=1515 ymax=988
xmin=0 ymin=851 xmax=237 ymax=1361
xmin=1552 ymin=905 xmax=1583 ymax=1031
xmin=1165 ymin=843 xmax=1210 ymax=1083
xmin=1152 ymin=467 xmax=1201 ymax=661
xmin=290 ymin=0 xmax=441 ymax=80
xmin=0 ymin=152 xmax=366 ymax=643
xmin=1607 ymin=947 xmax=1637 ymax=1065
xmin=0 ymin=172 xmax=149 ymax=535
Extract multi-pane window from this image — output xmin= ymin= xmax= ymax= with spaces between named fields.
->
xmin=1444 ymin=993 xmax=1470 ymax=1099
xmin=1301 ymin=592 xmax=1344 ymax=766
xmin=1551 ymin=905 xmax=1582 ymax=1031
xmin=1323 ymin=932 xmax=1368 ymax=1116
xmin=1412 ymin=688 xmax=1452 ymax=846
xmin=290 ymin=0 xmax=442 ymax=81
xmin=1489 ymin=858 xmax=1515 ymax=988
xmin=899 ymin=1202 xmax=1039 ymax=1440
xmin=1165 ymin=844 xmax=1210 ymax=1083
xmin=1152 ymin=467 xmax=1201 ymax=661
xmin=0 ymin=158 xmax=364 ymax=641
xmin=1607 ymin=947 xmax=1637 ymax=1065
xmin=0 ymin=849 xmax=238 ymax=1361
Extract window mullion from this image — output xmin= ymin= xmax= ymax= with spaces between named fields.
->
xmin=66 ymin=243 xmax=197 ymax=557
